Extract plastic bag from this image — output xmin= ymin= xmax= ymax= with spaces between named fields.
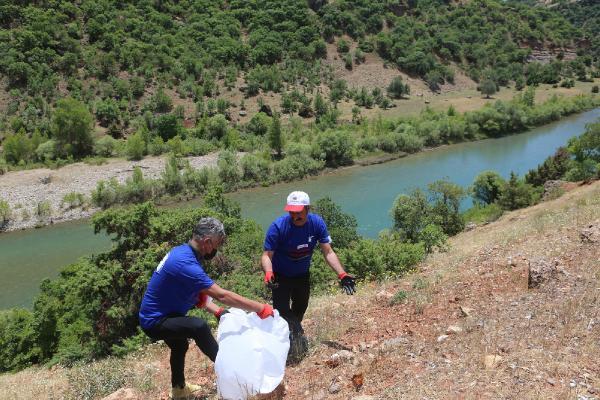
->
xmin=215 ymin=308 xmax=290 ymax=400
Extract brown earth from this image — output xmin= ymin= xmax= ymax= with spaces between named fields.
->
xmin=1 ymin=181 xmax=598 ymax=400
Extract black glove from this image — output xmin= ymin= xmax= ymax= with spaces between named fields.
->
xmin=339 ymin=273 xmax=356 ymax=295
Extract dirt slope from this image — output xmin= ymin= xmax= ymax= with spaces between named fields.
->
xmin=1 ymin=181 xmax=598 ymax=400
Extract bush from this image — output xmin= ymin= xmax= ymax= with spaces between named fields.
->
xmin=162 ymin=154 xmax=183 ymax=195
xmin=0 ymin=199 xmax=11 ymax=228
xmin=314 ymin=130 xmax=354 ymax=167
xmin=592 ymin=85 xmax=599 ymax=94
xmin=247 ymin=112 xmax=271 ymax=136
xmin=497 ymin=172 xmax=539 ymax=210
xmin=387 ymin=77 xmax=410 ymax=99
xmin=217 ymin=150 xmax=241 ymax=190
xmin=183 ymin=138 xmax=214 ymax=156
xmin=94 ymin=136 xmax=118 ymax=157
xmin=36 ymin=140 xmax=58 ymax=162
xmin=312 ymin=197 xmax=359 ymax=249
xmin=62 ymin=192 xmax=86 ymax=209
xmin=462 ymin=203 xmax=504 ymax=224
xmin=272 ymin=154 xmax=324 ymax=182
xmin=91 ymin=179 xmax=119 ymax=209
xmin=125 ymin=132 xmax=146 ymax=161
xmin=206 ymin=114 xmax=228 ymax=140
xmin=240 ymin=153 xmax=271 ymax=183
xmin=0 ymin=309 xmax=38 ymax=372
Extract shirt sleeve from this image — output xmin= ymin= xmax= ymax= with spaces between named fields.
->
xmin=263 ymin=222 xmax=280 ymax=251
xmin=179 ymin=259 xmax=214 ymax=292
xmin=316 ymin=216 xmax=332 ymax=244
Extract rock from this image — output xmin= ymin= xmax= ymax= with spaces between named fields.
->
xmin=484 ymin=355 xmax=503 ymax=369
xmin=542 ymin=180 xmax=567 ymax=200
xmin=380 ymin=336 xmax=409 ymax=351
xmin=352 ymin=396 xmax=375 ymax=400
xmin=329 ymin=382 xmax=342 ymax=394
xmin=259 ymin=104 xmax=273 ymax=116
xmin=465 ymin=222 xmax=477 ymax=231
xmin=337 ymin=350 xmax=355 ymax=361
xmin=101 ymin=388 xmax=138 ymax=400
xmin=580 ymin=220 xmax=600 ymax=243
xmin=376 ymin=290 xmax=394 ymax=301
xmin=446 ymin=325 xmax=463 ymax=335
xmin=459 ymin=306 xmax=474 ymax=317
xmin=437 ymin=335 xmax=450 ymax=343
xmin=547 ymin=378 xmax=556 ymax=386
xmin=39 ymin=175 xmax=52 ymax=184
xmin=528 ymin=258 xmax=556 ymax=288
xmin=238 ymin=110 xmax=247 ymax=116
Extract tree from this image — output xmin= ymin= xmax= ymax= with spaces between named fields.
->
xmin=497 ymin=172 xmax=537 ymax=210
xmin=428 ymin=180 xmax=466 ymax=235
xmin=391 ymin=190 xmax=430 ymax=242
xmin=387 ymin=77 xmax=409 ymax=99
xmin=480 ymin=79 xmax=497 ymax=99
xmin=471 ymin=171 xmax=505 ymax=205
xmin=51 ymin=98 xmax=94 ymax=158
xmin=268 ymin=113 xmax=284 ymax=159
xmin=313 ymin=92 xmax=328 ymax=122
xmin=2 ymin=130 xmax=32 ymax=165
xmin=312 ymin=197 xmax=359 ymax=249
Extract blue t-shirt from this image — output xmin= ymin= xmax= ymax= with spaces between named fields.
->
xmin=139 ymin=244 xmax=214 ymax=330
xmin=264 ymin=213 xmax=331 ymax=277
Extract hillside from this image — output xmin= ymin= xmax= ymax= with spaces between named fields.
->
xmin=1 ymin=180 xmax=598 ymax=399
xmin=1 ymin=0 xmax=597 ymax=139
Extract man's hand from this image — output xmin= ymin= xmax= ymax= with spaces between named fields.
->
xmin=213 ymin=307 xmax=229 ymax=321
xmin=257 ymin=304 xmax=274 ymax=319
xmin=264 ymin=271 xmax=278 ymax=289
xmin=338 ymin=272 xmax=356 ymax=295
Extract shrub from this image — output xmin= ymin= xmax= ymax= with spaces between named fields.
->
xmin=471 ymin=170 xmax=505 ymax=205
xmin=162 ymin=154 xmax=183 ymax=195
xmin=312 ymin=197 xmax=359 ymax=249
xmin=183 ymin=138 xmax=214 ymax=156
xmin=463 ymin=203 xmax=504 ymax=224
xmin=206 ymin=114 xmax=228 ymax=140
xmin=314 ymin=130 xmax=354 ymax=167
xmin=240 ymin=153 xmax=271 ymax=183
xmin=387 ymin=77 xmax=410 ymax=99
xmin=272 ymin=154 xmax=324 ymax=182
xmin=0 ymin=308 xmax=38 ymax=372
xmin=217 ymin=150 xmax=241 ymax=190
xmin=62 ymin=192 xmax=86 ymax=209
xmin=125 ymin=132 xmax=146 ymax=161
xmin=0 ymin=199 xmax=11 ymax=227
xmin=247 ymin=112 xmax=271 ymax=136
xmin=91 ymin=179 xmax=119 ymax=209
xmin=94 ymin=136 xmax=118 ymax=157
xmin=592 ymin=85 xmax=599 ymax=94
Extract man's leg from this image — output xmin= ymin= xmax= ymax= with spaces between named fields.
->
xmin=164 ymin=338 xmax=188 ymax=388
xmin=272 ymin=275 xmax=295 ymax=324
xmin=146 ymin=315 xmax=219 ymax=388
xmin=290 ymin=274 xmax=310 ymax=323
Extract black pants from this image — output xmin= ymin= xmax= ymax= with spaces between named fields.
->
xmin=144 ymin=315 xmax=218 ymax=388
xmin=272 ymin=274 xmax=310 ymax=335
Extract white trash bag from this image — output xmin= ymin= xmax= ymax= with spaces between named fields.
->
xmin=215 ymin=308 xmax=290 ymax=400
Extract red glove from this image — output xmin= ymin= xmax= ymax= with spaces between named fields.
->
xmin=264 ymin=271 xmax=275 ymax=284
xmin=213 ymin=307 xmax=227 ymax=321
xmin=196 ymin=292 xmax=208 ymax=308
xmin=257 ymin=304 xmax=274 ymax=319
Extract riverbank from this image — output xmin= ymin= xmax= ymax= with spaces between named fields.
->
xmin=0 ymin=153 xmax=219 ymax=232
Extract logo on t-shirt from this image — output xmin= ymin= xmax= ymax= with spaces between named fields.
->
xmin=156 ymin=253 xmax=169 ymax=273
xmin=308 ymin=235 xmax=314 ymax=242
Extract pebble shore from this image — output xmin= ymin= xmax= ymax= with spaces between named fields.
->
xmin=0 ymin=154 xmax=219 ymax=232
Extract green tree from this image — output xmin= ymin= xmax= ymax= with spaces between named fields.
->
xmin=217 ymin=150 xmax=241 ymax=190
xmin=480 ymin=79 xmax=497 ymax=99
xmin=162 ymin=154 xmax=183 ymax=195
xmin=391 ymin=190 xmax=430 ymax=242
xmin=0 ymin=199 xmax=11 ymax=228
xmin=428 ymin=180 xmax=465 ymax=235
xmin=268 ymin=113 xmax=284 ymax=159
xmin=471 ymin=171 xmax=505 ymax=205
xmin=313 ymin=92 xmax=328 ymax=122
xmin=2 ymin=130 xmax=32 ymax=165
xmin=315 ymin=130 xmax=354 ymax=167
xmin=497 ymin=172 xmax=537 ymax=210
xmin=125 ymin=132 xmax=146 ymax=161
xmin=312 ymin=197 xmax=359 ymax=249
xmin=52 ymin=98 xmax=94 ymax=158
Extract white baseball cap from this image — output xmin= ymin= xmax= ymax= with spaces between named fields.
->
xmin=284 ymin=191 xmax=310 ymax=212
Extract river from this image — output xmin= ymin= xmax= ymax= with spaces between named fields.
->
xmin=1 ymin=107 xmax=598 ymax=309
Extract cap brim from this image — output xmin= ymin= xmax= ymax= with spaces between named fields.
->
xmin=284 ymin=204 xmax=305 ymax=212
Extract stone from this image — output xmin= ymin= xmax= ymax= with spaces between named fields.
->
xmin=465 ymin=222 xmax=477 ymax=231
xmin=238 ymin=110 xmax=247 ymax=116
xmin=437 ymin=334 xmax=450 ymax=343
xmin=446 ymin=325 xmax=463 ymax=335
xmin=459 ymin=306 xmax=474 ymax=317
xmin=376 ymin=290 xmax=394 ymax=301
xmin=484 ymin=355 xmax=503 ymax=369
xmin=528 ymin=258 xmax=556 ymax=288
xmin=580 ymin=220 xmax=600 ymax=243
xmin=380 ymin=336 xmax=409 ymax=351
xmin=329 ymin=382 xmax=342 ymax=394
xmin=101 ymin=388 xmax=138 ymax=400
xmin=352 ymin=396 xmax=375 ymax=400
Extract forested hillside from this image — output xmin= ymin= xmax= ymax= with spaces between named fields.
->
xmin=0 ymin=0 xmax=597 ymax=150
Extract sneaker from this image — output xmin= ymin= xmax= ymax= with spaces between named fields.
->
xmin=170 ymin=382 xmax=202 ymax=400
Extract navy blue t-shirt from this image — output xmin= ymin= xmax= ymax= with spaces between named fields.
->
xmin=263 ymin=213 xmax=331 ymax=277
xmin=139 ymin=244 xmax=214 ymax=330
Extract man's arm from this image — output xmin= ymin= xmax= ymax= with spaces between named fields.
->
xmin=319 ymin=242 xmax=345 ymax=275
xmin=202 ymin=283 xmax=266 ymax=314
xmin=261 ymin=250 xmax=274 ymax=274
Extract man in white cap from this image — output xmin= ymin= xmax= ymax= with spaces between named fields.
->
xmin=261 ymin=191 xmax=356 ymax=361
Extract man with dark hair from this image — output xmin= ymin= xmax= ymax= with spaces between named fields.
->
xmin=261 ymin=191 xmax=356 ymax=361
xmin=140 ymin=216 xmax=274 ymax=400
